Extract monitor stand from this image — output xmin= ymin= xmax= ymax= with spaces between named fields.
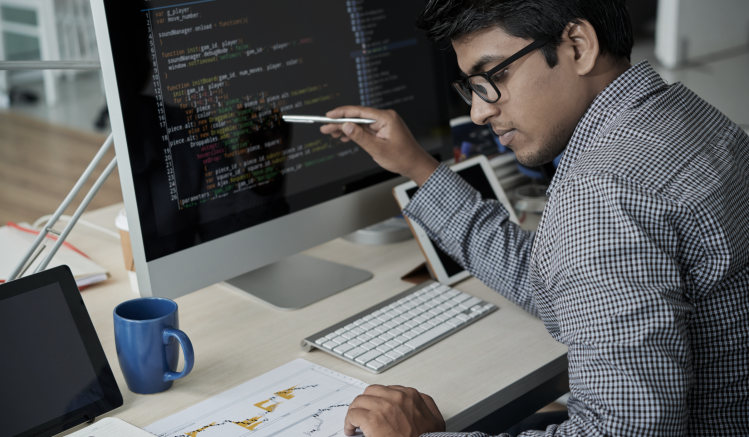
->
xmin=222 ymin=254 xmax=372 ymax=310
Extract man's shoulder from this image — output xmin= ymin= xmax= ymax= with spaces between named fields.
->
xmin=567 ymin=82 xmax=737 ymax=200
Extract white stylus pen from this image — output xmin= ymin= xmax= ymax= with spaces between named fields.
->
xmin=282 ymin=115 xmax=376 ymax=124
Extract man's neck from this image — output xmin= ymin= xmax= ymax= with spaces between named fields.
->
xmin=585 ymin=57 xmax=631 ymax=105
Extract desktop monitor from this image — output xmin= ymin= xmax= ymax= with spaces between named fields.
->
xmin=91 ymin=0 xmax=453 ymax=309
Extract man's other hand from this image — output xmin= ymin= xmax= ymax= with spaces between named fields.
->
xmin=344 ymin=385 xmax=446 ymax=437
xmin=320 ymin=106 xmax=439 ymax=186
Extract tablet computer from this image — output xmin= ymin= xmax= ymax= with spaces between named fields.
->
xmin=0 ymin=265 xmax=123 ymax=437
xmin=393 ymin=155 xmax=519 ymax=285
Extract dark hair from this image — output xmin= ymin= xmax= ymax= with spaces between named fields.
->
xmin=415 ymin=0 xmax=633 ymax=67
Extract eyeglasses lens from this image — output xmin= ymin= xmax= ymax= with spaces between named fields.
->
xmin=468 ymin=76 xmax=499 ymax=102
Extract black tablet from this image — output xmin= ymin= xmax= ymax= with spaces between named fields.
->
xmin=0 ymin=265 xmax=123 ymax=437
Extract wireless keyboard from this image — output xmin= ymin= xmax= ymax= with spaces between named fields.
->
xmin=302 ymin=281 xmax=498 ymax=373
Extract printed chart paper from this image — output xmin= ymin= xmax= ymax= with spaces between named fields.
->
xmin=145 ymin=359 xmax=367 ymax=437
xmin=66 ymin=418 xmax=156 ymax=437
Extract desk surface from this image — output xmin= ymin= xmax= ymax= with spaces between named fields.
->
xmin=61 ymin=204 xmax=567 ymax=434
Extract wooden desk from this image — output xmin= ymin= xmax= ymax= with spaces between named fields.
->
xmin=63 ymin=204 xmax=568 ymax=434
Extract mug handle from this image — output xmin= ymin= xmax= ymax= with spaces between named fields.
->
xmin=162 ymin=328 xmax=195 ymax=382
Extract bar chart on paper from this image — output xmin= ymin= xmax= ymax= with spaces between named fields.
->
xmin=144 ymin=359 xmax=368 ymax=437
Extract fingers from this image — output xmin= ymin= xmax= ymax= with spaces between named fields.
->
xmin=344 ymin=408 xmax=367 ymax=436
xmin=420 ymin=393 xmax=445 ymax=426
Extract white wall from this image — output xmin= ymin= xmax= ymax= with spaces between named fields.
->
xmin=656 ymin=0 xmax=749 ymax=68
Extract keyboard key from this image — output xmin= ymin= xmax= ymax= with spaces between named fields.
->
xmin=444 ymin=309 xmax=460 ymax=317
xmin=345 ymin=323 xmax=356 ymax=330
xmin=335 ymin=328 xmax=347 ymax=335
xmin=355 ymin=349 xmax=382 ymax=364
xmin=407 ymin=310 xmax=421 ymax=318
xmin=385 ymin=310 xmax=399 ymax=318
xmin=372 ymin=310 xmax=384 ymax=317
xmin=413 ymin=315 xmax=427 ymax=324
xmin=368 ymin=318 xmax=384 ymax=327
xmin=456 ymin=313 xmax=470 ymax=322
xmin=366 ymin=360 xmax=386 ymax=371
xmin=351 ymin=327 xmax=365 ymax=335
xmin=348 ymin=339 xmax=363 ymax=347
xmin=404 ymin=323 xmax=454 ymax=350
xmin=426 ymin=319 xmax=442 ymax=326
xmin=437 ymin=303 xmax=453 ymax=312
xmin=370 ymin=337 xmax=385 ymax=346
xmin=325 ymin=332 xmax=338 ymax=339
xmin=322 ymin=341 xmax=338 ymax=350
xmin=385 ymin=340 xmax=400 ymax=349
xmin=385 ymin=350 xmax=403 ymax=359
xmin=376 ymin=344 xmax=393 ymax=353
xmin=435 ymin=314 xmax=451 ymax=322
xmin=392 ymin=316 xmax=407 ymax=324
xmin=361 ymin=342 xmax=376 ymax=351
xmin=353 ymin=319 xmax=365 ymax=326
xmin=418 ymin=323 xmax=433 ymax=331
xmin=433 ymin=296 xmax=448 ymax=304
xmin=386 ymin=329 xmax=402 ymax=337
xmin=378 ymin=333 xmax=394 ymax=342
xmin=394 ymin=325 xmax=410 ymax=333
xmin=383 ymin=321 xmax=399 ymax=330
xmin=344 ymin=347 xmax=367 ymax=359
xmin=411 ymin=326 xmax=426 ymax=335
xmin=357 ymin=334 xmax=373 ymax=342
xmin=377 ymin=313 xmax=393 ymax=322
xmin=446 ymin=317 xmax=465 ymax=327
xmin=393 ymin=335 xmax=410 ymax=344
xmin=470 ymin=305 xmax=482 ymax=312
xmin=404 ymin=320 xmax=420 ymax=328
xmin=391 ymin=306 xmax=407 ymax=315
xmin=394 ymin=345 xmax=413 ymax=355
xmin=444 ymin=289 xmax=460 ymax=298
xmin=453 ymin=293 xmax=471 ymax=303
xmin=374 ymin=325 xmax=390 ymax=334
xmin=403 ymin=330 xmax=419 ymax=339
xmin=434 ymin=284 xmax=451 ymax=294
xmin=376 ymin=355 xmax=394 ymax=364
xmin=331 ymin=336 xmax=348 ymax=344
xmin=315 ymin=337 xmax=327 ymax=345
xmin=459 ymin=297 xmax=483 ymax=310
xmin=363 ymin=315 xmax=374 ymax=321
xmin=342 ymin=331 xmax=358 ymax=339
xmin=428 ymin=308 xmax=444 ymax=317
xmin=333 ymin=343 xmax=355 ymax=354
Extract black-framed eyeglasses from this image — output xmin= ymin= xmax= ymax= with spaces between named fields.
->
xmin=452 ymin=39 xmax=548 ymax=106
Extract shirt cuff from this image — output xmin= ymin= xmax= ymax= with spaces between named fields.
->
xmin=402 ymin=163 xmax=479 ymax=236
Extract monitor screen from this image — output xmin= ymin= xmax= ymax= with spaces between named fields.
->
xmin=102 ymin=0 xmax=452 ymax=262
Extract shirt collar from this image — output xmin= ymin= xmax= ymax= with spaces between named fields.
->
xmin=546 ymin=61 xmax=666 ymax=196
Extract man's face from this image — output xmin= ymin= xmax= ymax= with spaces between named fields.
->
xmin=452 ymin=27 xmax=590 ymax=167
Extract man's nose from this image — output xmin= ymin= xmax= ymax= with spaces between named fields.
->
xmin=470 ymin=93 xmax=500 ymax=125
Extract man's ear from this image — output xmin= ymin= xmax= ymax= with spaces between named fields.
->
xmin=560 ymin=19 xmax=599 ymax=76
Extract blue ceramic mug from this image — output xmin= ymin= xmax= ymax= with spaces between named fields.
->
xmin=113 ymin=297 xmax=194 ymax=394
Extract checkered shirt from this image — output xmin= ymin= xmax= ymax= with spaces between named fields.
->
xmin=404 ymin=61 xmax=749 ymax=436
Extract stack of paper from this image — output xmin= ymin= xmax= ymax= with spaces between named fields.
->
xmin=0 ymin=225 xmax=109 ymax=288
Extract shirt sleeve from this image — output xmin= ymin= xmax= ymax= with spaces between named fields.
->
xmin=403 ymin=163 xmax=538 ymax=316
xmin=418 ymin=174 xmax=694 ymax=437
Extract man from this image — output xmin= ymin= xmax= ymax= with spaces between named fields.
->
xmin=321 ymin=0 xmax=749 ymax=436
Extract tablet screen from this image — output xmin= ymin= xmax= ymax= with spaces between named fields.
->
xmin=0 ymin=266 xmax=121 ymax=437
xmin=406 ymin=164 xmax=498 ymax=277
